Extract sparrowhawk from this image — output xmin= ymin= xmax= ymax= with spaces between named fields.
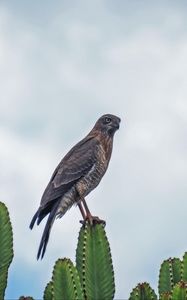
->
xmin=30 ymin=114 xmax=120 ymax=259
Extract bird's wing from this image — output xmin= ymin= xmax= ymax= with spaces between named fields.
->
xmin=40 ymin=136 xmax=99 ymax=206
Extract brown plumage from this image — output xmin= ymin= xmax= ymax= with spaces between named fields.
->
xmin=30 ymin=114 xmax=120 ymax=259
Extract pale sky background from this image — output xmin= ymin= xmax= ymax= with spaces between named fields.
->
xmin=0 ymin=1 xmax=187 ymax=299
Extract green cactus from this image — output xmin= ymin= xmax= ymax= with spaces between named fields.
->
xmin=45 ymin=223 xmax=115 ymax=300
xmin=129 ymin=253 xmax=187 ymax=300
xmin=182 ymin=252 xmax=187 ymax=281
xmin=158 ymin=258 xmax=182 ymax=294
xmin=0 ymin=202 xmax=14 ymax=300
xmin=0 ymin=202 xmax=116 ymax=300
xmin=4 ymin=199 xmax=187 ymax=300
xmin=129 ymin=282 xmax=157 ymax=300
xmin=76 ymin=222 xmax=115 ymax=300
xmin=43 ymin=281 xmax=53 ymax=300
xmin=52 ymin=258 xmax=84 ymax=300
xmin=159 ymin=292 xmax=171 ymax=300
xmin=171 ymin=281 xmax=187 ymax=300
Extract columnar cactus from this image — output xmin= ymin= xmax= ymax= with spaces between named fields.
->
xmin=159 ymin=258 xmax=182 ymax=294
xmin=0 ymin=202 xmax=115 ymax=300
xmin=76 ymin=223 xmax=115 ymax=300
xmin=44 ymin=223 xmax=115 ymax=300
xmin=182 ymin=252 xmax=187 ymax=281
xmin=2 ymin=200 xmax=187 ymax=300
xmin=0 ymin=202 xmax=13 ymax=299
xmin=51 ymin=258 xmax=84 ymax=300
xmin=159 ymin=292 xmax=171 ymax=300
xmin=129 ymin=282 xmax=157 ymax=300
xmin=43 ymin=281 xmax=53 ymax=300
xmin=129 ymin=252 xmax=187 ymax=300
xmin=158 ymin=254 xmax=187 ymax=299
xmin=171 ymin=281 xmax=187 ymax=300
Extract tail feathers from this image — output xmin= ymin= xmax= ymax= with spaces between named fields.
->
xmin=37 ymin=212 xmax=48 ymax=226
xmin=37 ymin=201 xmax=59 ymax=260
xmin=29 ymin=210 xmax=39 ymax=230
xmin=30 ymin=205 xmax=52 ymax=229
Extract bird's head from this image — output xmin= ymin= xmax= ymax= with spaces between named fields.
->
xmin=94 ymin=114 xmax=121 ymax=136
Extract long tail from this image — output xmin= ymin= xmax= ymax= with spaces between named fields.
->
xmin=29 ymin=207 xmax=51 ymax=229
xmin=37 ymin=201 xmax=59 ymax=260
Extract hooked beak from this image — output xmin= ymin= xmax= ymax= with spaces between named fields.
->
xmin=114 ymin=117 xmax=121 ymax=130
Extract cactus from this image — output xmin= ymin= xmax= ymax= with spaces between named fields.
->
xmin=3 ymin=199 xmax=187 ymax=300
xmin=182 ymin=252 xmax=187 ymax=281
xmin=52 ymin=258 xmax=84 ymax=300
xmin=44 ymin=223 xmax=115 ymax=300
xmin=171 ymin=281 xmax=187 ymax=300
xmin=158 ymin=258 xmax=181 ymax=294
xmin=76 ymin=222 xmax=115 ymax=300
xmin=0 ymin=202 xmax=13 ymax=300
xmin=129 ymin=282 xmax=157 ymax=300
xmin=43 ymin=281 xmax=53 ymax=300
xmin=159 ymin=292 xmax=171 ymax=300
xmin=130 ymin=253 xmax=187 ymax=300
xmin=0 ymin=202 xmax=115 ymax=300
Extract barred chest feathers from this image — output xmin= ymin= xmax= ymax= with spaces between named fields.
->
xmin=57 ymin=135 xmax=113 ymax=218
xmin=76 ymin=136 xmax=113 ymax=198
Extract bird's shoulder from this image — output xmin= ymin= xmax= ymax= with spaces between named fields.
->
xmin=61 ymin=133 xmax=100 ymax=164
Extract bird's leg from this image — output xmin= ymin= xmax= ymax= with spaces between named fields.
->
xmin=78 ymin=201 xmax=86 ymax=220
xmin=82 ymin=198 xmax=91 ymax=218
xmin=81 ymin=198 xmax=106 ymax=226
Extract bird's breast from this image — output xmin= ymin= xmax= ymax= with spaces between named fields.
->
xmin=76 ymin=144 xmax=109 ymax=197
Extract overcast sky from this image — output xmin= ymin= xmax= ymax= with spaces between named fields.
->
xmin=1 ymin=1 xmax=187 ymax=299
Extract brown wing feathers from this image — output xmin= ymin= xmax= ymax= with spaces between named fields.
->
xmin=30 ymin=136 xmax=98 ymax=259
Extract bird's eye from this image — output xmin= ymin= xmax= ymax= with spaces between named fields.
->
xmin=104 ymin=117 xmax=112 ymax=124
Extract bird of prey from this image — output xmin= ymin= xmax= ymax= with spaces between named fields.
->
xmin=30 ymin=114 xmax=120 ymax=259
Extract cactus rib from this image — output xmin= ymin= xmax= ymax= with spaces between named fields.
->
xmin=129 ymin=282 xmax=157 ymax=300
xmin=76 ymin=223 xmax=115 ymax=300
xmin=159 ymin=258 xmax=181 ymax=294
xmin=52 ymin=258 xmax=83 ymax=300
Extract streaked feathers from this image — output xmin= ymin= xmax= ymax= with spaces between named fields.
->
xmin=30 ymin=114 xmax=120 ymax=259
